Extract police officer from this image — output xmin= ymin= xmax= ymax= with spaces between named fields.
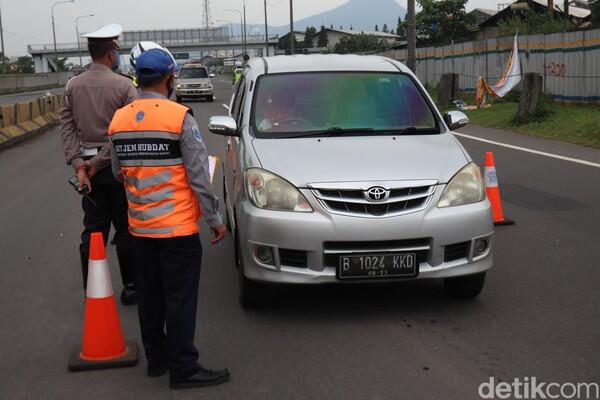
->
xmin=108 ymin=49 xmax=229 ymax=389
xmin=59 ymin=23 xmax=137 ymax=305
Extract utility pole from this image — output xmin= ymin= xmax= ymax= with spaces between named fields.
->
xmin=0 ymin=2 xmax=5 ymax=60
xmin=243 ymin=0 xmax=247 ymax=55
xmin=289 ymin=0 xmax=295 ymax=55
xmin=264 ymin=0 xmax=269 ymax=56
xmin=406 ymin=0 xmax=416 ymax=72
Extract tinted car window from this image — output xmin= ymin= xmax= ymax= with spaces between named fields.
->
xmin=179 ymin=67 xmax=208 ymax=79
xmin=253 ymin=72 xmax=437 ymax=136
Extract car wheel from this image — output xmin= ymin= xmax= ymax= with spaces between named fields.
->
xmin=444 ymin=272 xmax=486 ymax=299
xmin=207 ymin=95 xmax=214 ymax=102
xmin=234 ymin=226 xmax=268 ymax=308
xmin=176 ymin=96 xmax=182 ymax=103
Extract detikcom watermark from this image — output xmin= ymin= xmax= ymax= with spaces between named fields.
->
xmin=479 ymin=377 xmax=600 ymax=399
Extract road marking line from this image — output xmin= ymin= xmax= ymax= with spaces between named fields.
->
xmin=222 ymin=104 xmax=230 ymax=110
xmin=453 ymin=132 xmax=600 ymax=169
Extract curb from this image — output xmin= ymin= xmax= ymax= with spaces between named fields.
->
xmin=0 ymin=121 xmax=56 ymax=152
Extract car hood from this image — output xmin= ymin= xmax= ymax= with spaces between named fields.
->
xmin=251 ymin=133 xmax=469 ymax=187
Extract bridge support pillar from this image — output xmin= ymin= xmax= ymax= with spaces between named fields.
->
xmin=34 ymin=55 xmax=50 ymax=73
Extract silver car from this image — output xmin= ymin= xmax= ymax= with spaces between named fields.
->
xmin=209 ymin=55 xmax=493 ymax=308
xmin=175 ymin=63 xmax=214 ymax=103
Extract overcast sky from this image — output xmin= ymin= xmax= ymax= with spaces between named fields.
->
xmin=1 ymin=0 xmax=497 ymax=56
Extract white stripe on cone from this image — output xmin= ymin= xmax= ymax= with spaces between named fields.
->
xmin=484 ymin=166 xmax=499 ymax=188
xmin=86 ymin=259 xmax=115 ymax=299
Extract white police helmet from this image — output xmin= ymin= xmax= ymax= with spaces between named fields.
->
xmin=130 ymin=41 xmax=178 ymax=70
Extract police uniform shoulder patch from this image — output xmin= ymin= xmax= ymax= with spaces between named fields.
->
xmin=192 ymin=125 xmax=203 ymax=143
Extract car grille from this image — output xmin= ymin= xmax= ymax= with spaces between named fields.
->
xmin=312 ymin=185 xmax=436 ymax=217
xmin=443 ymin=241 xmax=470 ymax=262
xmin=187 ymin=83 xmax=206 ymax=88
xmin=323 ymin=239 xmax=430 ymax=267
xmin=279 ymin=248 xmax=308 ymax=268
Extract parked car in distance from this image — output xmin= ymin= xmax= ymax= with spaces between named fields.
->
xmin=175 ymin=63 xmax=214 ymax=103
xmin=209 ymin=54 xmax=493 ymax=308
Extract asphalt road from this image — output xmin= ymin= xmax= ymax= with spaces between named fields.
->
xmin=0 ymin=77 xmax=598 ymax=400
xmin=0 ymin=87 xmax=64 ymax=106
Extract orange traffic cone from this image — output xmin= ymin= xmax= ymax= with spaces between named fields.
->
xmin=68 ymin=232 xmax=138 ymax=371
xmin=484 ymin=152 xmax=514 ymax=226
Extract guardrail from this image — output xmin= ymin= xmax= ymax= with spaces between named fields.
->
xmin=0 ymin=92 xmax=62 ymax=150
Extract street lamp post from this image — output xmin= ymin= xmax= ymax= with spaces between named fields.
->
xmin=225 ymin=8 xmax=245 ymax=56
xmin=52 ymin=0 xmax=75 ymax=72
xmin=75 ymin=14 xmax=94 ymax=68
xmin=289 ymin=0 xmax=294 ymax=55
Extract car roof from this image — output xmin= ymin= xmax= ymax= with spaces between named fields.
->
xmin=247 ymin=54 xmax=410 ymax=75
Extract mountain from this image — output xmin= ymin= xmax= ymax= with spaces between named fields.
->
xmin=285 ymin=0 xmax=406 ymax=33
xmin=226 ymin=0 xmax=406 ymax=36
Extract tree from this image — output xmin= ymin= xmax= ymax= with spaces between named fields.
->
xmin=415 ymin=0 xmax=476 ymax=45
xmin=303 ymin=26 xmax=317 ymax=48
xmin=591 ymin=0 xmax=600 ymax=26
xmin=396 ymin=16 xmax=407 ymax=39
xmin=382 ymin=24 xmax=389 ymax=33
xmin=16 ymin=56 xmax=34 ymax=73
xmin=497 ymin=10 xmax=574 ymax=35
xmin=333 ymin=34 xmax=389 ymax=54
xmin=375 ymin=24 xmax=379 ymax=31
xmin=317 ymin=26 xmax=329 ymax=47
xmin=0 ymin=53 xmax=10 ymax=74
xmin=279 ymin=34 xmax=299 ymax=52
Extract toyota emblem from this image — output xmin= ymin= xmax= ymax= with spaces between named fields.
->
xmin=365 ymin=187 xmax=390 ymax=202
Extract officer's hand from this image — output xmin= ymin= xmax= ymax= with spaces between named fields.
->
xmin=210 ymin=224 xmax=227 ymax=245
xmin=77 ymin=168 xmax=92 ymax=193
xmin=85 ymin=160 xmax=98 ymax=178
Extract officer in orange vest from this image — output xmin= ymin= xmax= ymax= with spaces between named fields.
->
xmin=108 ymin=49 xmax=229 ymax=389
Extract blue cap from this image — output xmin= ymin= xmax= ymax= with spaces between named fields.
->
xmin=135 ymin=48 xmax=175 ymax=79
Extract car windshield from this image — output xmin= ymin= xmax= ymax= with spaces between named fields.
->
xmin=179 ymin=67 xmax=208 ymax=79
xmin=253 ymin=72 xmax=438 ymax=137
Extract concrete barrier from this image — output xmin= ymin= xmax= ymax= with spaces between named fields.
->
xmin=0 ymin=91 xmax=62 ymax=150
xmin=0 ymin=72 xmax=71 ymax=95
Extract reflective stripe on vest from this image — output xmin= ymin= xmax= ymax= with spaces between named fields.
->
xmin=108 ymin=98 xmax=202 ymax=238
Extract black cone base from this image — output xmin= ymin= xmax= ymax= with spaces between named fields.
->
xmin=68 ymin=340 xmax=138 ymax=372
xmin=494 ymin=217 xmax=515 ymax=226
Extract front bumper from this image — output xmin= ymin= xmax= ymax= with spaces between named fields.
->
xmin=236 ymin=187 xmax=494 ymax=284
xmin=176 ymin=88 xmax=213 ymax=97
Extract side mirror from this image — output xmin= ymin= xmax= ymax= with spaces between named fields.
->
xmin=443 ymin=111 xmax=469 ymax=130
xmin=208 ymin=116 xmax=238 ymax=136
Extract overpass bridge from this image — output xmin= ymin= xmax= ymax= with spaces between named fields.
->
xmin=28 ymin=28 xmax=279 ymax=73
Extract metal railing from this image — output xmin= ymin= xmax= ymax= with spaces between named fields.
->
xmin=28 ymin=34 xmax=280 ymax=53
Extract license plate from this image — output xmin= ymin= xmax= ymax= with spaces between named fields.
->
xmin=338 ymin=253 xmax=418 ymax=279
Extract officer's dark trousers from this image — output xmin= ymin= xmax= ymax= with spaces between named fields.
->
xmin=80 ymin=167 xmax=135 ymax=289
xmin=133 ymin=234 xmax=202 ymax=378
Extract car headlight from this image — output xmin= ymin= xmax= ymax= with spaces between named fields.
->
xmin=176 ymin=84 xmax=183 ymax=89
xmin=437 ymin=162 xmax=485 ymax=208
xmin=245 ymin=168 xmax=313 ymax=212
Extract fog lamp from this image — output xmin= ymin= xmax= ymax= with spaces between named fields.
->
xmin=255 ymin=246 xmax=275 ymax=265
xmin=473 ymin=238 xmax=489 ymax=256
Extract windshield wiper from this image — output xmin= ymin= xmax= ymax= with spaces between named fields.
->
xmin=281 ymin=127 xmax=375 ymax=138
xmin=376 ymin=127 xmax=440 ymax=135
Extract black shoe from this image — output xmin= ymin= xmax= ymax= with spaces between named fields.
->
xmin=120 ymin=285 xmax=137 ymax=306
xmin=169 ymin=367 xmax=230 ymax=389
xmin=147 ymin=362 xmax=168 ymax=378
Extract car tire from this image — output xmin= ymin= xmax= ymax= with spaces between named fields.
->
xmin=176 ymin=96 xmax=182 ymax=103
xmin=444 ymin=272 xmax=486 ymax=299
xmin=207 ymin=95 xmax=214 ymax=102
xmin=234 ymin=225 xmax=268 ymax=308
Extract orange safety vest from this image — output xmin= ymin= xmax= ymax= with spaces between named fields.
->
xmin=108 ymin=98 xmax=202 ymax=238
